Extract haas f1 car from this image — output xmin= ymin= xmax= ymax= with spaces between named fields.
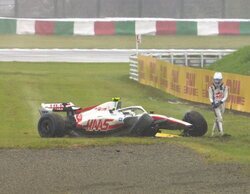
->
xmin=38 ymin=98 xmax=207 ymax=137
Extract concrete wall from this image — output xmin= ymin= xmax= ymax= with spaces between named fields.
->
xmin=1 ymin=0 xmax=250 ymax=19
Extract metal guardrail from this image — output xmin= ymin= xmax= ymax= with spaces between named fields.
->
xmin=129 ymin=49 xmax=235 ymax=81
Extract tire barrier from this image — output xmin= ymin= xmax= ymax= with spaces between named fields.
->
xmin=1 ymin=17 xmax=250 ymax=36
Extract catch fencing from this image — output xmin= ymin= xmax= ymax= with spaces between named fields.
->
xmin=1 ymin=0 xmax=250 ymax=19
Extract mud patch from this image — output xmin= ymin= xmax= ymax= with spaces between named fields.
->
xmin=0 ymin=143 xmax=249 ymax=194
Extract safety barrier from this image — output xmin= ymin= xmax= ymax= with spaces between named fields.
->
xmin=129 ymin=49 xmax=235 ymax=81
xmin=1 ymin=17 xmax=250 ymax=36
xmin=132 ymin=54 xmax=250 ymax=113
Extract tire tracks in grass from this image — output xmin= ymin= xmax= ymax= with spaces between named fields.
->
xmin=21 ymin=83 xmax=41 ymax=129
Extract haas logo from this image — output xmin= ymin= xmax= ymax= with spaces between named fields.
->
xmin=85 ymin=119 xmax=113 ymax=131
xmin=215 ymin=91 xmax=223 ymax=100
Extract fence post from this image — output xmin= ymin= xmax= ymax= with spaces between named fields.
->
xmin=201 ymin=52 xmax=204 ymax=68
xmin=14 ymin=0 xmax=18 ymax=17
xmin=185 ymin=52 xmax=188 ymax=66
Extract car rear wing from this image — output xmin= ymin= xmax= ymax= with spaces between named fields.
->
xmin=39 ymin=102 xmax=80 ymax=116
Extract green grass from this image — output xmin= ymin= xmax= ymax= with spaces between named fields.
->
xmin=1 ymin=35 xmax=250 ymax=49
xmin=0 ymin=62 xmax=179 ymax=148
xmin=0 ymin=62 xmax=249 ymax=167
xmin=207 ymin=45 xmax=250 ymax=75
xmin=0 ymin=35 xmax=250 ymax=167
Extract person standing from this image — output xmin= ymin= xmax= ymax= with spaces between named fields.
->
xmin=208 ymin=72 xmax=229 ymax=137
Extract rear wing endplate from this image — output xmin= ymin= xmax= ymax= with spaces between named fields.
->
xmin=39 ymin=102 xmax=80 ymax=116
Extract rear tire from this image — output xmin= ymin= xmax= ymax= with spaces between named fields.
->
xmin=38 ymin=113 xmax=65 ymax=137
xmin=182 ymin=111 xmax=207 ymax=137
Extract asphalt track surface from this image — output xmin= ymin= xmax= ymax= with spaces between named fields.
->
xmin=0 ymin=49 xmax=234 ymax=63
xmin=0 ymin=143 xmax=249 ymax=194
xmin=0 ymin=49 xmax=152 ymax=62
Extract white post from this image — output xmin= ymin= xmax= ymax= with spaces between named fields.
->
xmin=201 ymin=53 xmax=204 ymax=68
xmin=136 ymin=34 xmax=141 ymax=55
xmin=185 ymin=52 xmax=188 ymax=66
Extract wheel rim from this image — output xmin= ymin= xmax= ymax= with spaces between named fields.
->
xmin=39 ymin=118 xmax=54 ymax=137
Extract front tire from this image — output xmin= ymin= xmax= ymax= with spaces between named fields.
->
xmin=182 ymin=111 xmax=207 ymax=137
xmin=38 ymin=113 xmax=65 ymax=137
xmin=130 ymin=114 xmax=155 ymax=136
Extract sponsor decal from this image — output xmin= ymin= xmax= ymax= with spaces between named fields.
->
xmin=47 ymin=103 xmax=72 ymax=111
xmin=226 ymin=79 xmax=245 ymax=105
xmin=202 ymin=75 xmax=213 ymax=98
xmin=76 ymin=114 xmax=82 ymax=122
xmin=170 ymin=70 xmax=180 ymax=93
xmin=184 ymin=72 xmax=198 ymax=96
xmin=85 ymin=119 xmax=114 ymax=131
xmin=95 ymin=107 xmax=108 ymax=111
xmin=214 ymin=91 xmax=224 ymax=101
xmin=160 ymin=65 xmax=168 ymax=89
xmin=138 ymin=59 xmax=145 ymax=80
xmin=48 ymin=103 xmax=64 ymax=111
xmin=149 ymin=62 xmax=158 ymax=84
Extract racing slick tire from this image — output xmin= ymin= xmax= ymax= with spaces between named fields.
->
xmin=182 ymin=111 xmax=208 ymax=137
xmin=130 ymin=113 xmax=155 ymax=136
xmin=38 ymin=113 xmax=65 ymax=137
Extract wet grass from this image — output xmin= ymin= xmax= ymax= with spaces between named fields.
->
xmin=1 ymin=35 xmax=250 ymax=49
xmin=0 ymin=62 xmax=249 ymax=166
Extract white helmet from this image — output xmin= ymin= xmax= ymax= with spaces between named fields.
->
xmin=213 ymin=72 xmax=223 ymax=86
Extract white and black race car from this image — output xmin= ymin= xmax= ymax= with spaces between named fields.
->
xmin=38 ymin=98 xmax=207 ymax=137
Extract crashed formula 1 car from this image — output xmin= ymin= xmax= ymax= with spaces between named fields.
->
xmin=37 ymin=98 xmax=207 ymax=138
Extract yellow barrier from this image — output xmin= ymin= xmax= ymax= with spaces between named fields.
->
xmin=138 ymin=55 xmax=250 ymax=113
